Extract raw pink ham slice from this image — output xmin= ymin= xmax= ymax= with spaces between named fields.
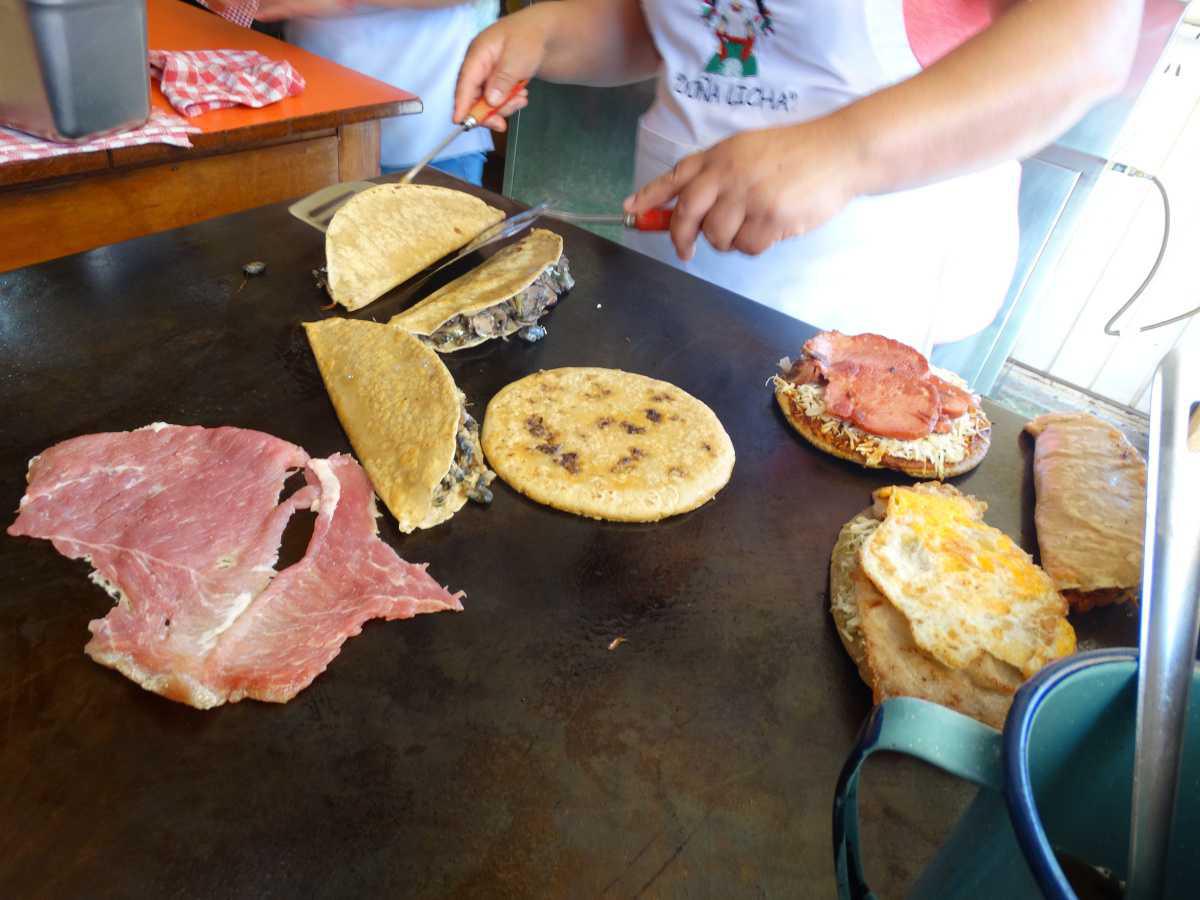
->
xmin=209 ymin=454 xmax=463 ymax=704
xmin=9 ymin=425 xmax=313 ymax=707
xmin=7 ymin=425 xmax=462 ymax=709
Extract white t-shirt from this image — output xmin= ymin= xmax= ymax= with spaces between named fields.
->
xmin=287 ymin=3 xmax=495 ymax=168
xmin=626 ymin=0 xmax=1020 ymax=352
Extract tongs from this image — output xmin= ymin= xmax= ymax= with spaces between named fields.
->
xmin=396 ymin=200 xmax=553 ymax=298
xmin=392 ymin=202 xmax=673 ymax=299
xmin=1127 ymin=346 xmax=1200 ymax=898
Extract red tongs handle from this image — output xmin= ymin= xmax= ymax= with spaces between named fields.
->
xmin=627 ymin=207 xmax=673 ymax=231
xmin=465 ymin=80 xmax=529 ymax=129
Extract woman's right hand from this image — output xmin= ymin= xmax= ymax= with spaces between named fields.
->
xmin=453 ymin=8 xmax=552 ymax=132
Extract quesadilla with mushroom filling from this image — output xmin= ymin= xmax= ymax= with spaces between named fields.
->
xmin=389 ymin=229 xmax=574 ymax=352
xmin=324 ymin=183 xmax=504 ymax=312
xmin=1024 ymin=412 xmax=1146 ymax=612
xmin=304 ymin=318 xmax=495 ymax=532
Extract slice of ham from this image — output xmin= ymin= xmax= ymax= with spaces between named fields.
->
xmin=806 ymin=331 xmax=930 ymax=380
xmin=7 ymin=425 xmax=461 ymax=709
xmin=824 ymin=372 xmax=941 ymax=440
xmin=930 ymin=375 xmax=972 ymax=433
xmin=795 ymin=331 xmax=976 ymax=441
xmin=210 ymin=454 xmax=463 ymax=704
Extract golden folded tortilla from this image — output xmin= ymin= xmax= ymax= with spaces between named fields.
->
xmin=325 ymin=184 xmax=504 ymax=312
xmin=1024 ymin=412 xmax=1146 ymax=612
xmin=304 ymin=318 xmax=495 ymax=532
xmin=389 ymin=228 xmax=573 ymax=352
xmin=481 ymin=367 xmax=735 ymax=522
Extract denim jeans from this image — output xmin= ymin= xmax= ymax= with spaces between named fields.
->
xmin=382 ymin=151 xmax=487 ymax=187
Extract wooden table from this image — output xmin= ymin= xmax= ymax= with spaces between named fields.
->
xmin=0 ymin=0 xmax=420 ymax=272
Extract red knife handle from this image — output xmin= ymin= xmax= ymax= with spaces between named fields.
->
xmin=466 ymin=80 xmax=529 ymax=129
xmin=627 ymin=208 xmax=673 ymax=231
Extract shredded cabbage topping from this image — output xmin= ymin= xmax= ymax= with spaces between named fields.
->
xmin=831 ymin=515 xmax=881 ymax=636
xmin=774 ymin=376 xmax=984 ymax=478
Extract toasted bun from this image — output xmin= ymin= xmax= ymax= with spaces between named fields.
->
xmin=829 ymin=509 xmax=881 ymax=686
xmin=1024 ymin=412 xmax=1145 ymax=609
xmin=775 ymin=385 xmax=991 ymax=479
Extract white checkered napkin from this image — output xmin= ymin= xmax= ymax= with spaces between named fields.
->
xmin=148 ymin=49 xmax=306 ymax=118
xmin=0 ymin=111 xmax=200 ymax=166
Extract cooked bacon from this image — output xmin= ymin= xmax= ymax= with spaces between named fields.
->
xmin=932 ymin=375 xmax=971 ymax=419
xmin=824 ymin=371 xmax=941 ymax=440
xmin=7 ymin=425 xmax=461 ymax=709
xmin=797 ymin=331 xmax=977 ymax=441
xmin=785 ymin=357 xmax=824 ymax=385
xmin=806 ymin=331 xmax=930 ymax=380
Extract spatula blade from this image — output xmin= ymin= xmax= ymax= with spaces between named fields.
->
xmin=288 ymin=181 xmax=377 ymax=233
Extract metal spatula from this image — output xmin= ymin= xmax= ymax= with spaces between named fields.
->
xmin=1127 ymin=347 xmax=1200 ymax=898
xmin=287 ymin=83 xmax=529 ymax=232
xmin=287 ymin=181 xmax=376 ymax=233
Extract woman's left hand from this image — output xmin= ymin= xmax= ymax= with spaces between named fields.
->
xmin=623 ymin=117 xmax=865 ymax=261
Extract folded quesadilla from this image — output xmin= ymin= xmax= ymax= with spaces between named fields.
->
xmin=325 ymin=184 xmax=504 ymax=312
xmin=1024 ymin=412 xmax=1146 ymax=612
xmin=304 ymin=318 xmax=495 ymax=532
xmin=389 ymin=229 xmax=574 ymax=352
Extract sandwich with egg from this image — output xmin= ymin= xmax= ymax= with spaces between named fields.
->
xmin=830 ymin=482 xmax=1076 ymax=729
xmin=773 ymin=331 xmax=991 ymax=479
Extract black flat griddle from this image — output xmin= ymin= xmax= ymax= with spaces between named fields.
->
xmin=0 ymin=172 xmax=1138 ymax=898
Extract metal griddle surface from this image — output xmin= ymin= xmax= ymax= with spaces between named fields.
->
xmin=0 ymin=173 xmax=1138 ymax=898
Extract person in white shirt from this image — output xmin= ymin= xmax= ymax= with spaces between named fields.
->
xmin=248 ymin=0 xmax=505 ymax=185
xmin=452 ymin=0 xmax=1139 ymax=351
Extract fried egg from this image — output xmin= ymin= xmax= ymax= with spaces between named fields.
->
xmin=861 ymin=484 xmax=1075 ymax=680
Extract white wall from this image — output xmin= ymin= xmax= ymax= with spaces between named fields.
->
xmin=1011 ymin=17 xmax=1200 ymax=413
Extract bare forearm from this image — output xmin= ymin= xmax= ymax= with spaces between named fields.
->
xmin=371 ymin=0 xmax=489 ymax=8
xmin=836 ymin=0 xmax=1142 ymax=196
xmin=521 ymin=0 xmax=660 ymax=85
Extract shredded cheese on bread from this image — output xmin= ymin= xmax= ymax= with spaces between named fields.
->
xmin=772 ymin=376 xmax=984 ymax=478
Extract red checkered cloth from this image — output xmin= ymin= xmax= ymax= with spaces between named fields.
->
xmin=0 ymin=110 xmax=200 ymax=165
xmin=196 ymin=0 xmax=258 ymax=28
xmin=149 ymin=49 xmax=306 ymax=118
